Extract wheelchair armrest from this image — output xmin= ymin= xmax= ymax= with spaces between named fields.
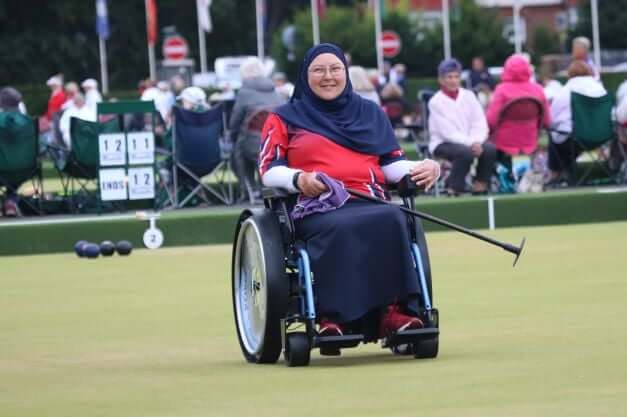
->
xmin=262 ymin=187 xmax=291 ymax=200
xmin=396 ymin=175 xmax=419 ymax=198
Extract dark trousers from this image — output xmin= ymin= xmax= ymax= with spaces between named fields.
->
xmin=548 ymin=138 xmax=582 ymax=172
xmin=434 ymin=142 xmax=497 ymax=192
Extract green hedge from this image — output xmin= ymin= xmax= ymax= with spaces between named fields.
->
xmin=2 ymin=189 xmax=627 ymax=256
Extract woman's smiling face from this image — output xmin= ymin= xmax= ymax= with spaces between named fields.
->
xmin=307 ymin=53 xmax=347 ymax=101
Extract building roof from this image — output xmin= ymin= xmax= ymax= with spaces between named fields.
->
xmin=476 ymin=0 xmax=563 ymax=7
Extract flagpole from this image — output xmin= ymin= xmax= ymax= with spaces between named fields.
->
xmin=145 ymin=0 xmax=156 ymax=81
xmin=513 ymin=0 xmax=522 ymax=54
xmin=590 ymin=0 xmax=601 ymax=69
xmin=374 ymin=0 xmax=383 ymax=75
xmin=442 ymin=0 xmax=451 ymax=60
xmin=96 ymin=0 xmax=110 ymax=95
xmin=255 ymin=0 xmax=265 ymax=59
xmin=311 ymin=0 xmax=320 ymax=45
xmin=197 ymin=1 xmax=208 ymax=73
xmin=99 ymin=38 xmax=109 ymax=95
xmin=148 ymin=44 xmax=156 ymax=81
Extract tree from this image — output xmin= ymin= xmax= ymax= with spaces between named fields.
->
xmin=0 ymin=0 xmax=261 ymax=89
xmin=271 ymin=0 xmax=512 ymax=79
xmin=533 ymin=25 xmax=561 ymax=59
xmin=448 ymin=0 xmax=511 ymax=68
xmin=570 ymin=0 xmax=627 ymax=49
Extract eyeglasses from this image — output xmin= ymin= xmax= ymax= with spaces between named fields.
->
xmin=308 ymin=65 xmax=345 ymax=77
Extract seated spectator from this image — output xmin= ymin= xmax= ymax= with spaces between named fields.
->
xmin=349 ymin=66 xmax=380 ymax=105
xmin=390 ymin=63 xmax=407 ymax=92
xmin=377 ymin=60 xmax=392 ymax=89
xmin=62 ymin=82 xmax=80 ymax=110
xmin=1 ymin=91 xmax=34 ymax=216
xmin=547 ymin=60 xmax=607 ymax=184
xmin=140 ymin=80 xmax=159 ymax=102
xmin=177 ymin=86 xmax=209 ymax=112
xmin=81 ymin=79 xmax=103 ymax=112
xmin=468 ymin=56 xmax=495 ymax=92
xmin=229 ymin=57 xmax=285 ymax=203
xmin=486 ymin=54 xmax=551 ymax=156
xmin=58 ymin=93 xmax=97 ymax=149
xmin=170 ymin=75 xmax=187 ymax=97
xmin=539 ymin=64 xmax=562 ymax=104
xmin=0 ymin=87 xmax=23 ymax=114
xmin=572 ymin=36 xmax=600 ymax=81
xmin=155 ymin=87 xmax=211 ymax=188
xmin=40 ymin=75 xmax=66 ymax=146
xmin=428 ymin=58 xmax=495 ymax=195
xmin=380 ymin=83 xmax=405 ymax=126
xmin=272 ymin=72 xmax=295 ymax=100
xmin=45 ymin=75 xmax=66 ymax=122
xmin=616 ymin=79 xmax=627 ymax=106
xmin=616 ymin=80 xmax=627 ymax=130
xmin=614 ymin=81 xmax=627 ymax=170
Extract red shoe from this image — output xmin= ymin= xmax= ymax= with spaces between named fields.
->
xmin=318 ymin=319 xmax=344 ymax=337
xmin=3 ymin=200 xmax=19 ymax=217
xmin=379 ymin=305 xmax=423 ymax=337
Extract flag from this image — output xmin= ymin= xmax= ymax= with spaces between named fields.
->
xmin=145 ymin=0 xmax=158 ymax=46
xmin=197 ymin=0 xmax=212 ymax=33
xmin=317 ymin=0 xmax=327 ymax=20
xmin=96 ymin=0 xmax=110 ymax=40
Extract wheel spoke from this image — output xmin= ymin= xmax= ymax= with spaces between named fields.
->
xmin=235 ymin=220 xmax=268 ymax=355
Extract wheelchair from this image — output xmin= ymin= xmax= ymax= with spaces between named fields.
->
xmin=231 ymin=176 xmax=439 ymax=367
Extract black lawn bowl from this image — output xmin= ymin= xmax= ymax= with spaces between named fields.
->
xmin=74 ymin=240 xmax=89 ymax=258
xmin=83 ymin=243 xmax=101 ymax=259
xmin=100 ymin=241 xmax=116 ymax=257
xmin=116 ymin=240 xmax=133 ymax=256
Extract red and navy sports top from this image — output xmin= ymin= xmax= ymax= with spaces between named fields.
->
xmin=259 ymin=113 xmax=405 ymax=198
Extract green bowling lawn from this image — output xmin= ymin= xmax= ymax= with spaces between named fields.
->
xmin=2 ymin=221 xmax=626 ymax=417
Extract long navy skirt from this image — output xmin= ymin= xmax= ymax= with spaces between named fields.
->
xmin=295 ymin=199 xmax=420 ymax=323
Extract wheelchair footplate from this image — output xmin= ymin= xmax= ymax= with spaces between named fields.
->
xmin=313 ymin=334 xmax=364 ymax=350
xmin=313 ymin=334 xmax=363 ymax=356
xmin=382 ymin=327 xmax=439 ymax=349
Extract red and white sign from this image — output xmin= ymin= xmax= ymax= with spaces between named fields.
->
xmin=381 ymin=30 xmax=402 ymax=58
xmin=162 ymin=35 xmax=189 ymax=61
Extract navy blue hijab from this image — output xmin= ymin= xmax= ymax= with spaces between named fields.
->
xmin=275 ymin=43 xmax=398 ymax=155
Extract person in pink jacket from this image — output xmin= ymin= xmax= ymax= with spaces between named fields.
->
xmin=486 ymin=54 xmax=551 ymax=156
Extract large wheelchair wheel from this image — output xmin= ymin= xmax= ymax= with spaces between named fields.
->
xmin=232 ymin=209 xmax=289 ymax=363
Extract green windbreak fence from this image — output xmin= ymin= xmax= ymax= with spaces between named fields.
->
xmin=1 ymin=189 xmax=627 ymax=256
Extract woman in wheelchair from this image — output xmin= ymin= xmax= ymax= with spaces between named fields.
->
xmin=258 ymin=44 xmax=440 ymax=341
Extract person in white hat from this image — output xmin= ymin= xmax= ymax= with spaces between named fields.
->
xmin=81 ymin=78 xmax=103 ymax=112
xmin=177 ymin=86 xmax=209 ymax=111
xmin=45 ymin=75 xmax=66 ymax=121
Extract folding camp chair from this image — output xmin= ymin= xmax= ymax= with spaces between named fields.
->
xmin=51 ymin=117 xmax=120 ymax=212
xmin=0 ymin=112 xmax=42 ymax=215
xmin=167 ymin=105 xmax=233 ymax=208
xmin=416 ymin=90 xmax=435 ymax=155
xmin=613 ymin=125 xmax=627 ymax=184
xmin=234 ymin=107 xmax=273 ymax=205
xmin=567 ymin=92 xmax=615 ymax=185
